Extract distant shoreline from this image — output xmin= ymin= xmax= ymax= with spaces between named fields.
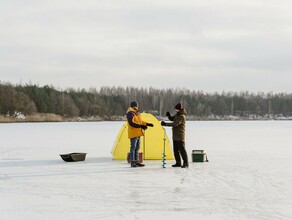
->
xmin=1 ymin=113 xmax=291 ymax=123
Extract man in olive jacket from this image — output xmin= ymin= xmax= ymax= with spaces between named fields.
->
xmin=161 ymin=103 xmax=189 ymax=168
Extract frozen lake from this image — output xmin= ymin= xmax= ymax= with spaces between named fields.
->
xmin=0 ymin=121 xmax=291 ymax=220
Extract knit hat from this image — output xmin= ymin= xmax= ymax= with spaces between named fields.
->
xmin=175 ymin=103 xmax=183 ymax=111
xmin=130 ymin=101 xmax=138 ymax=108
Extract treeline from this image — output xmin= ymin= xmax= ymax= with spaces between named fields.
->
xmin=1 ymin=82 xmax=292 ymax=120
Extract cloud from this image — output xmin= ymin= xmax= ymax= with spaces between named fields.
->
xmin=1 ymin=0 xmax=292 ymax=92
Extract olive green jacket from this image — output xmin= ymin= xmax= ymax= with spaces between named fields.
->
xmin=165 ymin=109 xmax=186 ymax=141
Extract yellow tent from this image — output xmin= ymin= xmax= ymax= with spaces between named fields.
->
xmin=111 ymin=112 xmax=174 ymax=160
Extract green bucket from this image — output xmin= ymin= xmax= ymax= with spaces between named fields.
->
xmin=192 ymin=150 xmax=207 ymax=162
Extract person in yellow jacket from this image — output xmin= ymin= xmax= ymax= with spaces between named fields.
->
xmin=126 ymin=101 xmax=154 ymax=167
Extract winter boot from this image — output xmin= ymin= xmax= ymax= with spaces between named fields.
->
xmin=172 ymin=163 xmax=181 ymax=167
xmin=135 ymin=161 xmax=145 ymax=167
xmin=181 ymin=163 xmax=189 ymax=168
xmin=131 ymin=161 xmax=137 ymax=168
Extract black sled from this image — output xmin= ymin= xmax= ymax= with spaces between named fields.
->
xmin=60 ymin=153 xmax=87 ymax=162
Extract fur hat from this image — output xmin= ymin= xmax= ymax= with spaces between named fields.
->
xmin=175 ymin=103 xmax=183 ymax=111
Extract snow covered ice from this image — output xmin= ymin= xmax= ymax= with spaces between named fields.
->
xmin=0 ymin=121 xmax=291 ymax=220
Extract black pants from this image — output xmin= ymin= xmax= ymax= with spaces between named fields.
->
xmin=173 ymin=140 xmax=188 ymax=165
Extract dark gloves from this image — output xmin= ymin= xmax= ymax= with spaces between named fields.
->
xmin=141 ymin=125 xmax=148 ymax=130
xmin=161 ymin=121 xmax=166 ymax=126
xmin=166 ymin=112 xmax=171 ymax=117
xmin=146 ymin=123 xmax=154 ymax=127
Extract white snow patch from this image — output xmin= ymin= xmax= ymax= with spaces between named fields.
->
xmin=0 ymin=121 xmax=291 ymax=220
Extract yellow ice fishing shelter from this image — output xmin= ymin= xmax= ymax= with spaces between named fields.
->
xmin=111 ymin=112 xmax=174 ymax=160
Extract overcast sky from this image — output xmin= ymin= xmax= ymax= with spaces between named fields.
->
xmin=1 ymin=0 xmax=292 ymax=92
